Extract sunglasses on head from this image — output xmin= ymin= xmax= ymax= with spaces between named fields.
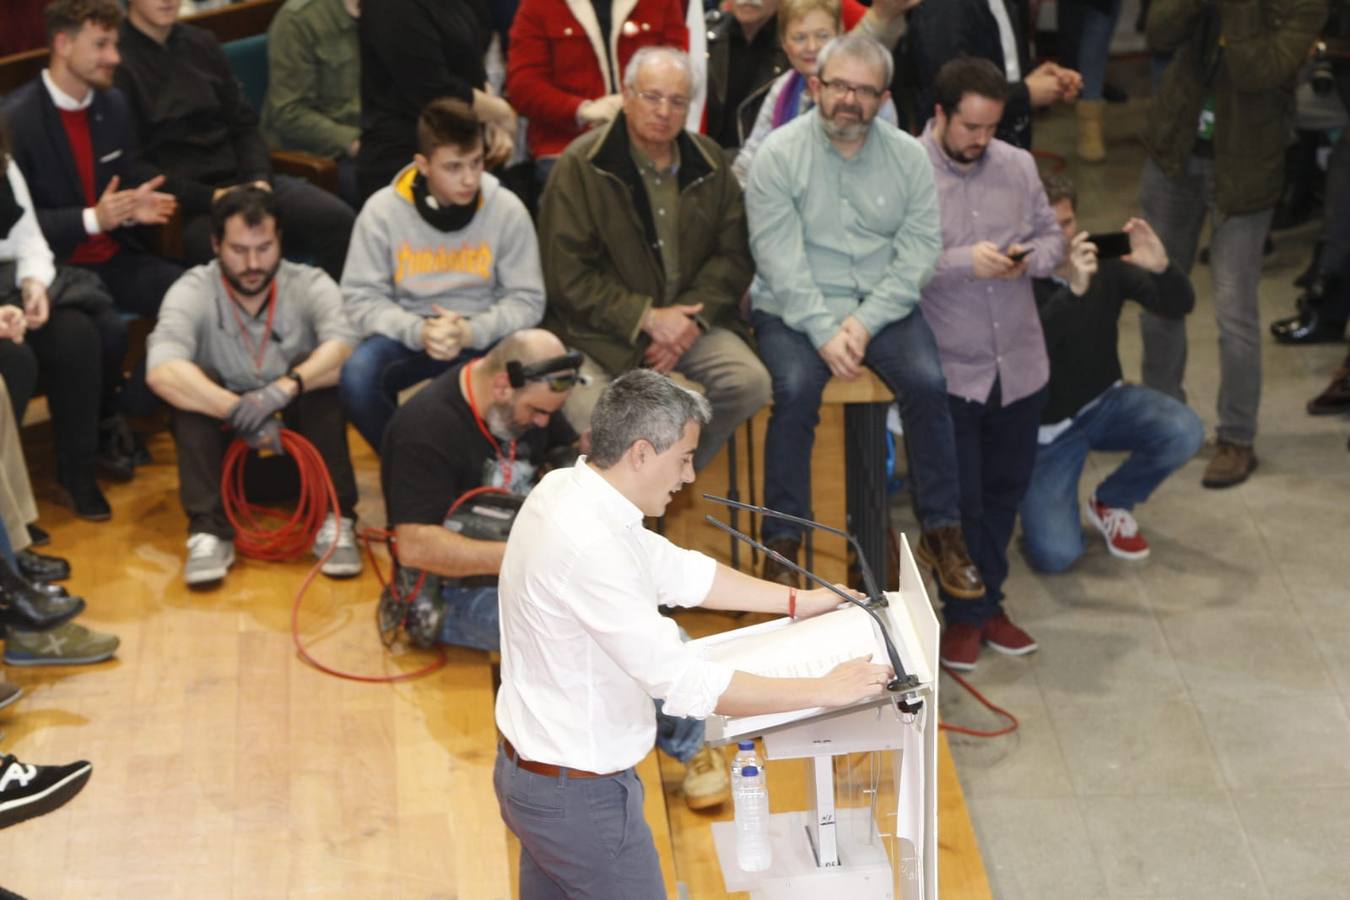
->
xmin=506 ymin=351 xmax=585 ymax=393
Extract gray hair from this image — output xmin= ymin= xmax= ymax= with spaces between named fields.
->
xmin=623 ymin=46 xmax=698 ymax=95
xmin=816 ymin=32 xmax=893 ymax=88
xmin=588 ymin=370 xmax=712 ymax=468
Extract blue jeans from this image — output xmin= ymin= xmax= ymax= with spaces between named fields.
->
xmin=752 ymin=309 xmax=961 ymax=543
xmin=438 ymin=584 xmax=706 ymax=764
xmin=1077 ymin=0 xmax=1122 ymax=101
xmin=338 ymin=335 xmax=477 ymax=453
xmin=1019 ymin=385 xmax=1204 ymax=573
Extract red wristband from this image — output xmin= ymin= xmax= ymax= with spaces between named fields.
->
xmin=788 ymin=587 xmax=797 ymax=620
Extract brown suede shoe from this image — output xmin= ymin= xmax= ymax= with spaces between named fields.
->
xmin=1202 ymin=440 xmax=1257 ymax=489
xmin=915 ymin=525 xmax=986 ymax=600
xmin=1307 ymin=357 xmax=1350 ymax=415
xmin=761 ymin=538 xmax=801 ymax=588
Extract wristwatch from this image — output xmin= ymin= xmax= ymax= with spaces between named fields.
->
xmin=284 ymin=369 xmax=304 ymax=395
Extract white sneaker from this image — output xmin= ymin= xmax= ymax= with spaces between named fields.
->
xmin=313 ymin=514 xmax=363 ymax=578
xmin=184 ymin=533 xmax=235 ymax=586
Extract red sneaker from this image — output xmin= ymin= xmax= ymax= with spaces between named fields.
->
xmin=982 ymin=613 xmax=1038 ymax=656
xmin=1084 ymin=494 xmax=1150 ymax=560
xmin=940 ymin=623 xmax=982 ymax=671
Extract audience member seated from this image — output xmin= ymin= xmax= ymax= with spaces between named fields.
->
xmin=1137 ymin=0 xmax=1324 ymax=489
xmin=4 ymin=0 xmax=187 ymax=475
xmin=114 ymin=0 xmax=355 ymax=282
xmin=733 ymin=0 xmax=899 ymax=186
xmin=0 ymin=375 xmax=120 ymax=668
xmin=507 ymin=0 xmax=686 ymax=189
xmin=0 ymin=130 xmax=127 ymax=522
xmin=745 ymin=33 xmax=981 ymax=600
xmin=145 ymin=188 xmax=360 ymax=588
xmin=358 ymin=0 xmax=517 ymax=201
xmin=918 ymin=58 xmax=1065 ymax=672
xmin=340 ymin=98 xmax=544 ymax=454
xmin=376 ymin=329 xmax=727 ymax=809
xmin=260 ymin=0 xmax=363 ymax=208
xmin=908 ymin=0 xmax=1081 ymax=148
xmin=541 ymin=47 xmax=770 ymax=472
xmin=1019 ymin=174 xmax=1202 ymax=573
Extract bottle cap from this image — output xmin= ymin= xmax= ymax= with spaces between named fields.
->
xmin=738 ymin=740 xmax=755 ymax=750
xmin=740 ymin=765 xmax=759 ymax=776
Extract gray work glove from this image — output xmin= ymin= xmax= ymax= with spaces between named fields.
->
xmin=239 ymin=417 xmax=285 ymax=455
xmin=227 ymin=381 xmax=292 ymax=434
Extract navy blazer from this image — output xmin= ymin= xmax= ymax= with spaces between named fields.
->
xmin=1 ymin=79 xmax=158 ymax=261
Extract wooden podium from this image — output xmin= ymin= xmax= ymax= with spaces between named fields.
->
xmin=690 ymin=536 xmax=940 ymax=900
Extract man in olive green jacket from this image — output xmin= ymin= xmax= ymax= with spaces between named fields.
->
xmin=260 ymin=0 xmax=361 ymax=206
xmin=540 ymin=47 xmax=770 ymax=472
xmin=1138 ymin=0 xmax=1326 ymax=488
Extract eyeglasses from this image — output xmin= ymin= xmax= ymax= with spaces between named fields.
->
xmin=785 ymin=29 xmax=835 ymax=48
xmin=634 ymin=90 xmax=691 ymax=112
xmin=819 ymin=78 xmax=884 ymax=102
xmin=531 ymin=371 xmax=582 ymax=393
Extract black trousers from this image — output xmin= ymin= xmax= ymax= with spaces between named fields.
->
xmin=181 ymin=176 xmax=355 ymax=283
xmin=939 ymin=378 xmax=1047 ymax=627
xmin=0 ymin=305 xmax=112 ymax=485
xmin=171 ymin=386 xmax=358 ymax=539
xmin=75 ymin=248 xmax=185 ymax=319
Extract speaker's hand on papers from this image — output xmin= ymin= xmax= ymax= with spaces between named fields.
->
xmin=793 ymin=583 xmax=864 ymax=620
xmin=815 ymin=655 xmax=894 ymax=708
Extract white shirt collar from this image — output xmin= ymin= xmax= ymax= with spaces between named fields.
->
xmin=41 ymin=69 xmax=94 ymax=112
xmin=573 ymin=458 xmax=644 ymax=528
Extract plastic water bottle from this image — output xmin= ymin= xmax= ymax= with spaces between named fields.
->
xmin=734 ymin=764 xmax=772 ymax=872
xmin=729 ymin=740 xmax=759 ymax=792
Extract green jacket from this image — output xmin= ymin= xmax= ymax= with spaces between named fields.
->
xmin=1144 ymin=0 xmax=1327 ymax=215
xmin=539 ymin=114 xmax=754 ymax=375
xmin=260 ymin=0 xmax=360 ymax=159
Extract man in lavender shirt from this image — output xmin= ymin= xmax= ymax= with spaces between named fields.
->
xmin=919 ymin=57 xmax=1065 ymax=672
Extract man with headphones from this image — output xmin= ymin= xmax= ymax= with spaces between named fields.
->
xmin=379 ymin=328 xmax=734 ymax=811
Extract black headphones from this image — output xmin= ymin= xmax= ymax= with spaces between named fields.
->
xmin=506 ymin=351 xmax=585 ymax=390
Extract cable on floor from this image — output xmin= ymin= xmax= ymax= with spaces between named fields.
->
xmin=938 ymin=664 xmax=1020 ymax=738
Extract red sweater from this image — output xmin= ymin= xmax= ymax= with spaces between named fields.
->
xmin=58 ymin=108 xmax=119 ymax=265
xmin=507 ymin=0 xmax=688 ymax=159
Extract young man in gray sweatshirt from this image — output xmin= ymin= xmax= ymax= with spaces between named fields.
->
xmin=339 ymin=98 xmax=545 ymax=453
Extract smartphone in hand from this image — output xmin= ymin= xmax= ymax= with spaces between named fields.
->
xmin=1006 ymin=247 xmax=1034 ymax=263
xmin=1088 ymin=232 xmax=1131 ymax=259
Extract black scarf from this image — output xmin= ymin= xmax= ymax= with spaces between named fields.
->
xmin=0 ymin=168 xmax=23 ymax=241
xmin=411 ymin=173 xmax=480 ymax=232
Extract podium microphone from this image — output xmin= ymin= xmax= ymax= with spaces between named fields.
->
xmin=702 ymin=494 xmax=921 ymax=700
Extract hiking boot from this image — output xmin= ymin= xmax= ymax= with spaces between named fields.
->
xmin=940 ymin=623 xmax=982 ymax=671
xmin=313 ymin=514 xmax=362 ymax=578
xmin=761 ymin=538 xmax=801 ymax=588
xmin=184 ymin=533 xmax=234 ymax=587
xmin=4 ymin=621 xmax=119 ymax=667
xmin=0 ymin=754 xmax=92 ymax=830
xmin=1084 ymin=494 xmax=1150 ymax=560
xmin=982 ymin=613 xmax=1038 ymax=656
xmin=1202 ymin=441 xmax=1257 ymax=489
xmin=916 ymin=525 xmax=985 ymax=600
xmin=682 ymin=745 xmax=729 ymax=811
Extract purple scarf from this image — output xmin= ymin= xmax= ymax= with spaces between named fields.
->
xmin=770 ymin=71 xmax=810 ymax=130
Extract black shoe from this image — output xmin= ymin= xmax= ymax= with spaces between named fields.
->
xmin=59 ymin=478 xmax=110 ymax=522
xmin=1294 ymin=241 xmax=1325 ymax=289
xmin=1270 ymin=307 xmax=1347 ymax=344
xmin=25 ymin=523 xmax=49 ymax=547
xmin=0 ymin=583 xmax=85 ymax=632
xmin=15 ymin=549 xmax=70 ymax=584
xmin=27 ymin=581 xmax=69 ymax=600
xmin=0 ymin=755 xmax=92 ymax=830
xmin=96 ymin=416 xmax=136 ymax=482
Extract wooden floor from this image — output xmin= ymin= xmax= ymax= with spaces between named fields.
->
xmin=0 ymin=410 xmax=990 ymax=898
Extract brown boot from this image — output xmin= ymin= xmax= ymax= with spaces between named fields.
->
xmin=1076 ymin=99 xmax=1106 ymax=163
xmin=1307 ymin=354 xmax=1350 ymax=415
xmin=915 ymin=525 xmax=985 ymax=600
xmin=1201 ymin=440 xmax=1257 ymax=488
xmin=761 ymin=538 xmax=801 ymax=588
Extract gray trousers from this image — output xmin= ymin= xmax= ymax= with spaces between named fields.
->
xmin=1137 ymin=156 xmax=1274 ymax=446
xmin=563 ymin=327 xmax=771 ymax=472
xmin=493 ymin=745 xmax=666 ymax=899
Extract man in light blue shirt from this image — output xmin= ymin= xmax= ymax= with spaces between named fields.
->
xmin=745 ymin=32 xmax=983 ymax=602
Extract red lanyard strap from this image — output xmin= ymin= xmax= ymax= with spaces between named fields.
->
xmin=462 ymin=359 xmax=517 ymax=487
xmin=222 ymin=277 xmax=278 ymax=374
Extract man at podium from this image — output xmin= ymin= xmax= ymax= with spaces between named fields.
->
xmin=494 ymin=369 xmax=894 ymax=899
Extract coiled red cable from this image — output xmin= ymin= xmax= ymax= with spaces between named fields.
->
xmin=938 ymin=664 xmax=1020 ymax=738
xmin=220 ymin=428 xmax=447 ymax=683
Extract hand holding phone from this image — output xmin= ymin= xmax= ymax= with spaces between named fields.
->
xmin=1005 ymin=246 xmax=1034 ymax=263
xmin=1087 ymin=231 xmax=1131 ymax=260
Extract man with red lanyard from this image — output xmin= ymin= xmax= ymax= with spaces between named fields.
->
xmin=145 ymin=187 xmax=360 ymax=588
xmin=495 ymin=369 xmax=895 ymax=897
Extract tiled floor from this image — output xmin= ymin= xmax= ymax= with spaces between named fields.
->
xmin=897 ymin=67 xmax=1350 ymax=900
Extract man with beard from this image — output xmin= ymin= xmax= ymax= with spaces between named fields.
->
xmin=380 ymin=331 xmax=736 ymax=812
xmin=146 ymin=187 xmax=360 ymax=588
xmin=917 ymin=57 xmax=1064 ymax=671
xmin=745 ymin=33 xmax=983 ymax=601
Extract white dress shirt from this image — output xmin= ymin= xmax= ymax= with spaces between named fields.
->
xmin=495 ymin=460 xmax=735 ymax=773
xmin=1 ymin=160 xmax=57 ymax=290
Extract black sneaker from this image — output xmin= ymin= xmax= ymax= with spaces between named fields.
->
xmin=0 ymin=754 xmax=92 ymax=829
